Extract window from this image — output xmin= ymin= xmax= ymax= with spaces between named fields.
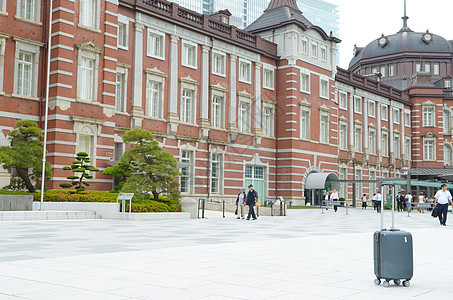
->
xmin=415 ymin=63 xmax=421 ymax=72
xmin=339 ymin=91 xmax=347 ymax=109
xmin=147 ymin=81 xmax=162 ymax=118
xmin=263 ymin=68 xmax=274 ymax=90
xmin=381 ymin=105 xmax=388 ymax=121
xmin=354 ymin=125 xmax=362 ymax=152
xmin=239 ymin=59 xmax=251 ymax=83
xmin=16 ymin=52 xmax=32 ymax=97
xmin=320 ymin=45 xmax=327 ymax=62
xmin=369 ymin=128 xmax=376 ymax=154
xmin=114 ymin=142 xmax=124 ymax=161
xmin=180 ymin=150 xmax=194 ymax=193
xmin=339 ymin=167 xmax=347 ymax=197
xmin=211 ymin=153 xmax=222 ymax=194
xmin=381 ymin=132 xmax=388 ymax=156
xmin=423 ymin=139 xmax=435 ymax=161
xmin=423 ymin=106 xmax=434 ymax=127
xmin=0 ymin=0 xmax=6 ymax=12
xmin=405 ymin=112 xmax=410 ymax=127
xmin=320 ymin=78 xmax=329 ymax=99
xmin=300 ymin=69 xmax=310 ymax=93
xmin=433 ymin=63 xmax=440 ymax=75
xmin=354 ymin=96 xmax=362 ymax=114
xmin=118 ymin=22 xmax=128 ymax=49
xmin=369 ymin=170 xmax=376 ymax=196
xmin=115 ymin=71 xmax=126 ymax=112
xmin=182 ymin=41 xmax=197 ymax=68
xmin=148 ymin=30 xmax=165 ymax=59
xmin=393 ymin=108 xmax=400 ymax=124
xmin=181 ymin=89 xmax=194 ymax=123
xmin=372 ymin=67 xmax=378 ymax=74
xmin=380 ymin=66 xmax=386 ymax=77
xmin=389 ymin=65 xmax=395 ymax=76
xmin=368 ymin=101 xmax=375 ymax=117
xmin=300 ymin=36 xmax=308 ymax=54
xmin=263 ymin=106 xmax=274 ymax=137
xmin=311 ymin=41 xmax=318 ymax=58
xmin=394 ymin=133 xmax=400 ymax=158
xmin=405 ymin=137 xmax=411 ymax=158
xmin=211 ymin=95 xmax=224 ymax=128
xmin=79 ymin=57 xmax=94 ymax=101
xmin=78 ymin=135 xmax=94 ymax=161
xmin=17 ymin=0 xmax=33 ymax=19
xmin=445 ymin=80 xmax=451 ymax=88
xmin=320 ymin=114 xmax=329 ymax=143
xmin=300 ymin=108 xmax=310 ymax=140
xmin=79 ymin=0 xmax=97 ymax=28
xmin=425 ymin=63 xmax=431 ymax=73
xmin=212 ymin=51 xmax=225 ymax=76
xmin=245 ymin=165 xmax=265 ymax=202
xmin=444 ymin=111 xmax=451 ymax=134
xmin=238 ymin=99 xmax=250 ymax=133
xmin=355 ymin=169 xmax=362 ymax=197
xmin=339 ymin=122 xmax=347 ymax=149
xmin=444 ymin=144 xmax=452 ymax=166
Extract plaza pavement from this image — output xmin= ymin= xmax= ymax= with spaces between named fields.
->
xmin=0 ymin=207 xmax=451 ymax=299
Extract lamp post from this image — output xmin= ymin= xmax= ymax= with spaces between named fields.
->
xmin=39 ymin=0 xmax=53 ymax=210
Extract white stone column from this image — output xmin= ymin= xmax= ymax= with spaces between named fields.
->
xmin=0 ymin=35 xmax=6 ymax=94
xmin=228 ymin=54 xmax=237 ymax=142
xmin=377 ymin=103 xmax=382 ymax=156
xmin=131 ymin=23 xmax=145 ymax=128
xmin=200 ymin=45 xmax=210 ymax=137
xmin=167 ymin=34 xmax=180 ymax=134
xmin=401 ymin=109 xmax=405 ymax=159
xmin=253 ymin=62 xmax=262 ymax=137
xmin=349 ymin=93 xmax=354 ymax=151
xmin=363 ymin=98 xmax=368 ymax=153
xmin=389 ymin=106 xmax=394 ymax=156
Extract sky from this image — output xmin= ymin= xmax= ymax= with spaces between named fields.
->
xmin=329 ymin=0 xmax=453 ymax=69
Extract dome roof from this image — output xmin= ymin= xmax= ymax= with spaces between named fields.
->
xmin=349 ymin=30 xmax=453 ymax=69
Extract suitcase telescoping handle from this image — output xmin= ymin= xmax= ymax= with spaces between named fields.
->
xmin=380 ymin=183 xmax=396 ymax=230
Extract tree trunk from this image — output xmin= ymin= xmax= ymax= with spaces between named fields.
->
xmin=16 ymin=167 xmax=36 ymax=193
xmin=152 ymin=190 xmax=159 ymax=201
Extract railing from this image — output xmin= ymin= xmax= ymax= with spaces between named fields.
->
xmin=236 ymin=30 xmax=256 ymax=44
xmin=208 ymin=19 xmax=231 ymax=35
xmin=178 ymin=7 xmax=203 ymax=25
xmin=142 ymin=0 xmax=171 ymax=14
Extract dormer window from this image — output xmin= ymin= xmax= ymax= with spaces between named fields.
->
xmin=221 ymin=16 xmax=229 ymax=24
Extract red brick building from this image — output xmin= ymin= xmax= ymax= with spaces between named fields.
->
xmin=0 ymin=0 xmax=445 ymax=205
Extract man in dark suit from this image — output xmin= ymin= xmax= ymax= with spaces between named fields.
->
xmin=397 ymin=192 xmax=405 ymax=212
xmin=246 ymin=184 xmax=258 ymax=220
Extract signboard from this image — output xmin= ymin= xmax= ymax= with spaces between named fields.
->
xmin=117 ymin=193 xmax=134 ymax=201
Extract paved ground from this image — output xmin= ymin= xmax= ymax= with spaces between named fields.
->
xmin=0 ymin=207 xmax=451 ymax=299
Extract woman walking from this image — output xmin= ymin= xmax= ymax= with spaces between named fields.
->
xmin=361 ymin=193 xmax=368 ymax=209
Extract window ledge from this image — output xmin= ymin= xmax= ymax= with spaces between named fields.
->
xmin=147 ymin=53 xmax=165 ymax=61
xmin=262 ymin=136 xmax=276 ymax=140
xmin=300 ymin=90 xmax=311 ymax=94
xmin=237 ymin=131 xmax=253 ymax=136
xmin=211 ymin=127 xmax=227 ymax=132
xmin=144 ymin=116 xmax=165 ymax=121
xmin=300 ymin=138 xmax=311 ymax=142
xmin=76 ymin=99 xmax=101 ymax=106
xmin=178 ymin=121 xmax=199 ymax=127
xmin=181 ymin=63 xmax=197 ymax=70
xmin=14 ymin=15 xmax=41 ymax=26
xmin=422 ymin=125 xmax=435 ymax=128
xmin=0 ymin=11 xmax=8 ymax=17
xmin=11 ymin=93 xmax=39 ymax=101
xmin=78 ymin=24 xmax=101 ymax=34
xmin=118 ymin=45 xmax=129 ymax=51
xmin=238 ymin=79 xmax=251 ymax=85
xmin=212 ymin=71 xmax=226 ymax=78
xmin=115 ymin=111 xmax=130 ymax=116
xmin=263 ymin=86 xmax=275 ymax=91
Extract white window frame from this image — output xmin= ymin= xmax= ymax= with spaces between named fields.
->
xmin=179 ymin=149 xmax=195 ymax=194
xmin=354 ymin=96 xmax=362 ymax=114
xmin=423 ymin=138 xmax=435 ymax=161
xmin=76 ymin=42 xmax=101 ymax=103
xmin=212 ymin=50 xmax=226 ymax=77
xmin=433 ymin=63 xmax=440 ymax=75
xmin=372 ymin=67 xmax=378 ymax=74
xmin=300 ymin=36 xmax=308 ymax=55
xmin=368 ymin=100 xmax=375 ymax=117
xmin=0 ymin=0 xmax=6 ymax=12
xmin=115 ymin=65 xmax=129 ymax=113
xmin=319 ymin=77 xmax=329 ymax=99
xmin=13 ymin=38 xmax=42 ymax=99
xmin=380 ymin=66 xmax=386 ymax=77
xmin=320 ymin=44 xmax=327 ymax=62
xmin=368 ymin=127 xmax=376 ymax=154
xmin=444 ymin=144 xmax=452 ymax=166
xmin=262 ymin=102 xmax=275 ymax=137
xmin=444 ymin=110 xmax=451 ymax=135
xmin=300 ymin=104 xmax=311 ymax=140
xmin=79 ymin=0 xmax=99 ymax=29
xmin=381 ymin=105 xmax=388 ymax=121
xmin=381 ymin=131 xmax=389 ymax=156
xmin=311 ymin=41 xmax=318 ymax=59
xmin=238 ymin=58 xmax=251 ymax=84
xmin=338 ymin=91 xmax=347 ymax=110
xmin=339 ymin=121 xmax=348 ymax=150
xmin=16 ymin=51 xmax=33 ymax=97
xmin=319 ymin=112 xmax=329 ymax=144
xmin=339 ymin=166 xmax=348 ymax=197
xmin=211 ymin=89 xmax=226 ymax=129
xmin=117 ymin=16 xmax=129 ymax=50
xmin=0 ymin=35 xmax=6 ymax=94
xmin=415 ymin=63 xmax=421 ymax=72
xmin=263 ymin=67 xmax=275 ymax=90
xmin=394 ymin=132 xmax=400 ymax=158
xmin=181 ymin=40 xmax=197 ymax=69
xmin=425 ymin=63 xmax=431 ymax=73
xmin=73 ymin=120 xmax=101 ymax=180
xmin=300 ymin=68 xmax=310 ymax=94
xmin=354 ymin=124 xmax=362 ymax=152
xmin=16 ymin=0 xmax=40 ymax=22
xmin=422 ymin=105 xmax=435 ymax=127
xmin=147 ymin=28 xmax=165 ymax=60
xmin=145 ymin=69 xmax=166 ymax=119
xmin=445 ymin=80 xmax=451 ymax=88
xmin=393 ymin=108 xmax=400 ymax=124
xmin=211 ymin=152 xmax=224 ymax=194
xmin=238 ymin=96 xmax=251 ymax=133
xmin=405 ymin=111 xmax=410 ymax=127
xmin=389 ymin=64 xmax=395 ymax=76
xmin=405 ymin=136 xmax=411 ymax=159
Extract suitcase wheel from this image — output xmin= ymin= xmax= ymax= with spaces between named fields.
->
xmin=403 ymin=280 xmax=410 ymax=287
xmin=394 ymin=279 xmax=400 ymax=285
xmin=374 ymin=278 xmax=381 ymax=286
xmin=383 ymin=280 xmax=390 ymax=288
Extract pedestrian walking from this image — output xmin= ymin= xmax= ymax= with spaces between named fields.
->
xmin=323 ymin=191 xmax=330 ymax=210
xmin=372 ymin=193 xmax=377 ymax=210
xmin=434 ymin=184 xmax=453 ymax=226
xmin=405 ymin=192 xmax=412 ymax=213
xmin=418 ymin=192 xmax=426 ymax=213
xmin=331 ymin=189 xmax=339 ymax=212
xmin=361 ymin=193 xmax=368 ymax=209
xmin=396 ymin=192 xmax=403 ymax=212
xmin=246 ymin=184 xmax=258 ymax=220
xmin=376 ymin=191 xmax=382 ymax=213
xmin=236 ymin=188 xmax=246 ymax=219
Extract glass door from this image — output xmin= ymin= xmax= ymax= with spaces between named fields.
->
xmin=245 ymin=165 xmax=265 ymax=202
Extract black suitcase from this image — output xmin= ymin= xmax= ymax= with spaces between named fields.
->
xmin=373 ymin=185 xmax=413 ymax=288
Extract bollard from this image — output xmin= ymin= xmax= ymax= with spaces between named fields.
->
xmin=345 ymin=202 xmax=349 ymax=215
xmin=280 ymin=201 xmax=283 ymax=216
xmin=256 ymin=206 xmax=259 ymax=217
xmin=202 ymin=198 xmax=206 ymax=219
xmin=223 ymin=200 xmax=225 ymax=218
xmin=271 ymin=202 xmax=274 ymax=217
xmin=289 ymin=201 xmax=292 ymax=209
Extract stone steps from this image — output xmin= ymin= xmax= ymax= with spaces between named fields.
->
xmin=0 ymin=211 xmax=97 ymax=221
